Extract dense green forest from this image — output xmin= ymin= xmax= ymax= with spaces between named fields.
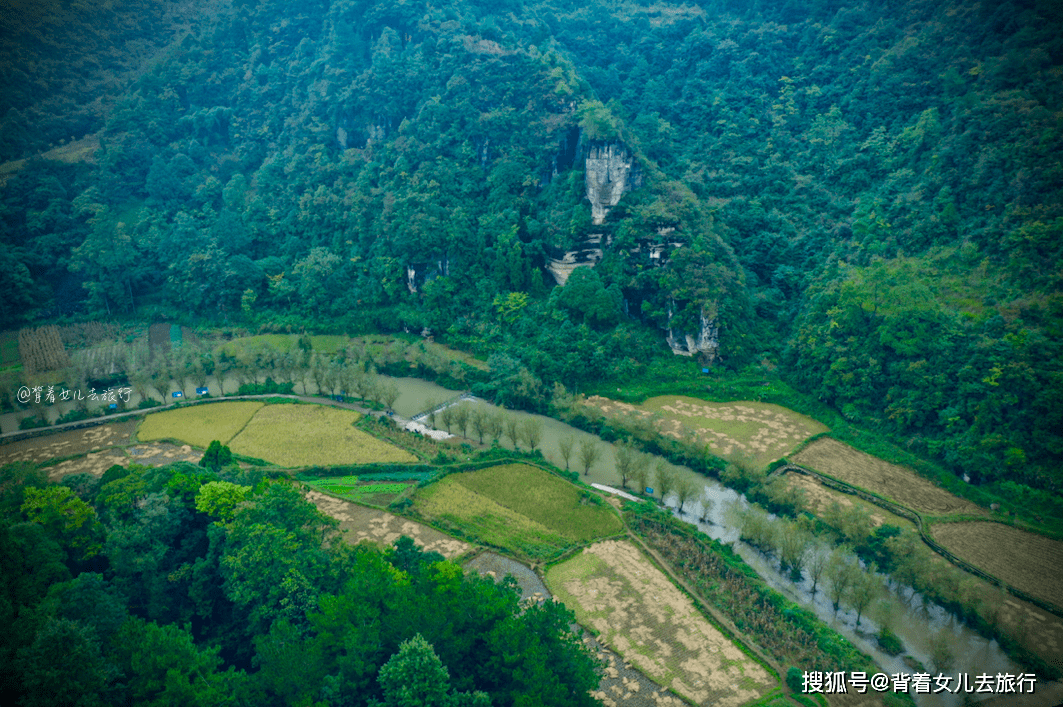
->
xmin=0 ymin=459 xmax=600 ymax=705
xmin=2 ymin=0 xmax=1061 ymax=492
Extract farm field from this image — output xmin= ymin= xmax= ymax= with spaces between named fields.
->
xmin=42 ymin=448 xmax=129 ymax=481
xmin=931 ymin=522 xmax=1063 ymax=610
xmin=792 ymin=438 xmax=984 ymax=517
xmin=784 ymin=472 xmax=916 ymax=531
xmin=410 ymin=464 xmax=622 ymax=559
xmin=583 ymin=395 xmax=826 ymax=466
xmin=137 ymin=401 xmax=264 ymax=448
xmin=305 ymin=489 xmax=470 ymax=558
xmin=303 ymin=475 xmax=415 ymax=506
xmin=452 ymin=464 xmax=623 ymax=542
xmin=546 ymin=539 xmax=774 ymax=707
xmin=126 ymin=442 xmax=202 ymax=467
xmin=229 ymin=404 xmax=416 ymax=467
xmin=0 ymin=421 xmax=137 ymax=464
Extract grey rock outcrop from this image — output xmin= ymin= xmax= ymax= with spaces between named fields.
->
xmin=584 ymin=142 xmax=641 ymax=225
xmin=667 ymin=308 xmax=720 ymax=362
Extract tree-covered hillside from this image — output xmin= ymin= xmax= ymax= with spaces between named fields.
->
xmin=1 ymin=0 xmax=1060 ymax=489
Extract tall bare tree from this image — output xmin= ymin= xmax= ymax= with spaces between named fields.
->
xmin=654 ymin=462 xmax=677 ymax=505
xmin=614 ymin=442 xmax=636 ymax=488
xmin=454 ymin=404 xmax=470 ymax=439
xmin=522 ymin=418 xmax=544 ymax=451
xmin=674 ymin=477 xmax=697 ymax=515
xmin=578 ymin=440 xmax=600 ymax=476
xmin=558 ymin=435 xmax=575 ymax=470
xmin=381 ymin=381 xmax=400 ymax=412
xmin=504 ymin=416 xmax=521 ymax=449
xmin=471 ymin=407 xmax=488 ymax=444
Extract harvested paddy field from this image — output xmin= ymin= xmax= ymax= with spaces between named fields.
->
xmin=127 ymin=442 xmax=202 ymax=467
xmin=931 ymin=522 xmax=1063 ymax=610
xmin=0 ymin=420 xmax=137 ymax=464
xmin=584 ymin=395 xmax=826 ymax=466
xmin=792 ymin=438 xmax=983 ymax=517
xmin=411 ymin=464 xmax=622 ymax=559
xmin=583 ymin=634 xmax=688 ymax=707
xmin=137 ymin=401 xmax=264 ymax=448
xmin=785 ymin=472 xmax=915 ymax=530
xmin=462 ymin=549 xmax=690 ymax=706
xmin=43 ymin=448 xmax=129 ymax=480
xmin=229 ymin=404 xmax=416 ymax=467
xmin=305 ymin=489 xmax=469 ymax=558
xmin=546 ymin=539 xmax=774 ymax=707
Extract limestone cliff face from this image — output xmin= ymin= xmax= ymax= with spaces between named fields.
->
xmin=667 ymin=308 xmax=720 ymax=362
xmin=584 ymin=141 xmax=641 ymax=225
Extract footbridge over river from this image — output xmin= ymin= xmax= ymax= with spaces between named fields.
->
xmin=408 ymin=392 xmax=476 ymax=423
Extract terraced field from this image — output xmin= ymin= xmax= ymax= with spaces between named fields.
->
xmin=932 ymin=522 xmax=1063 ymax=610
xmin=410 ymin=463 xmax=622 ymax=559
xmin=785 ymin=472 xmax=916 ymax=530
xmin=792 ymin=438 xmax=983 ymax=516
xmin=546 ymin=539 xmax=774 ymax=707
xmin=583 ymin=395 xmax=826 ymax=466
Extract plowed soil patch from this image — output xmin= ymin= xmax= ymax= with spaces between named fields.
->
xmin=792 ymin=438 xmax=983 ymax=516
xmin=931 ymin=522 xmax=1063 ymax=610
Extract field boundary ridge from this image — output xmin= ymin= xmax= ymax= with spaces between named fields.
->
xmin=783 ymin=463 xmax=1063 ymax=619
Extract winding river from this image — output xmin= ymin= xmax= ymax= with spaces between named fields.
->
xmin=3 ymin=373 xmax=1059 ymax=706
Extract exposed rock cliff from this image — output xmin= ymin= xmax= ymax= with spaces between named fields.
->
xmin=546 ymin=235 xmax=605 ymax=285
xmin=584 ymin=141 xmax=641 ymax=225
xmin=667 ymin=308 xmax=720 ymax=362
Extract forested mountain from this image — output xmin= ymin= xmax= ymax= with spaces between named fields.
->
xmin=2 ymin=0 xmax=1061 ymax=488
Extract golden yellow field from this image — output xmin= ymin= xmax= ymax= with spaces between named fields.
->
xmin=932 ymin=522 xmax=1063 ymax=610
xmin=583 ymin=395 xmax=826 ymax=466
xmin=792 ymin=438 xmax=983 ymax=516
xmin=546 ymin=539 xmax=774 ymax=707
xmin=228 ymin=404 xmax=415 ymax=466
xmin=137 ymin=401 xmax=264 ymax=448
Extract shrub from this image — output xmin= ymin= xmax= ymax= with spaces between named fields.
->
xmin=787 ymin=666 xmax=805 ymax=693
xmin=877 ymin=627 xmax=904 ymax=656
xmin=19 ymin=415 xmax=50 ymax=430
